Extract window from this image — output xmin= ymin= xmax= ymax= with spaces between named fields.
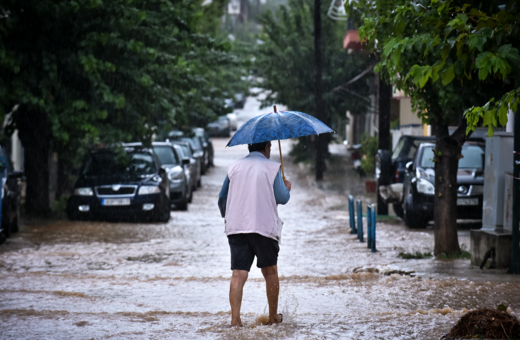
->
xmin=153 ymin=146 xmax=179 ymax=165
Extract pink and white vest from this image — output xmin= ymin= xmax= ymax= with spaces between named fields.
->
xmin=225 ymin=152 xmax=283 ymax=243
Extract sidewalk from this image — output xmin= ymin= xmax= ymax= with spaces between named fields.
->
xmin=292 ymin=142 xmax=520 ymax=283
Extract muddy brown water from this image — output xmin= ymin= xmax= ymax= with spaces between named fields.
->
xmin=1 ymin=138 xmax=520 ymax=339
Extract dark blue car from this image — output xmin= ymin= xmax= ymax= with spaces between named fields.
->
xmin=67 ymin=147 xmax=171 ymax=222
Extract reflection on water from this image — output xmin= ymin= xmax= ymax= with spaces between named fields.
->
xmin=1 ymin=138 xmax=520 ymax=339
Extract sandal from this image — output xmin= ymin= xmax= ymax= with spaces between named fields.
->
xmin=268 ymin=313 xmax=283 ymax=325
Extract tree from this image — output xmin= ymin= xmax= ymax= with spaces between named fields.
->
xmin=0 ymin=0 xmax=240 ymax=214
xmin=347 ymin=0 xmax=517 ymax=255
xmin=256 ymin=0 xmax=375 ymax=166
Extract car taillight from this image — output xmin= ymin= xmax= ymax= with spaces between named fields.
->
xmin=395 ymin=169 xmax=400 ymax=183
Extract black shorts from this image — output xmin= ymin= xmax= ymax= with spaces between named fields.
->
xmin=228 ymin=233 xmax=279 ymax=271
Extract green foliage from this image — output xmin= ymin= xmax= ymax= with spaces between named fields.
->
xmin=398 ymin=251 xmax=433 ymax=259
xmin=348 ymin=0 xmax=519 ymax=136
xmin=51 ymin=195 xmax=69 ymax=217
xmin=360 ymin=133 xmax=378 ymax=176
xmin=390 ymin=118 xmax=400 ymax=130
xmin=0 ymin=0 xmax=243 ymax=150
xmin=255 ymin=0 xmax=375 ymax=159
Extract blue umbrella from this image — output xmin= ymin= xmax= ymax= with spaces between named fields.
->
xmin=227 ymin=106 xmax=334 ymax=179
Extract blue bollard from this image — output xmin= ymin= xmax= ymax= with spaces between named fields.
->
xmin=357 ymin=199 xmax=363 ymax=242
xmin=348 ymin=195 xmax=357 ymax=234
xmin=367 ymin=205 xmax=372 ymax=249
xmin=371 ymin=207 xmax=377 ymax=252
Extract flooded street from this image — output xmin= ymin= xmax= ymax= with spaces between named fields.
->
xmin=1 ymin=98 xmax=520 ymax=340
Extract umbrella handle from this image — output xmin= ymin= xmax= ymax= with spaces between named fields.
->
xmin=278 ymin=140 xmax=285 ymax=181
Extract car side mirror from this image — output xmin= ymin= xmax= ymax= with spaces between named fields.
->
xmin=406 ymin=161 xmax=414 ymax=172
xmin=182 ymin=158 xmax=190 ymax=165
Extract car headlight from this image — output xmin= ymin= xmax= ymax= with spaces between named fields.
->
xmin=138 ymin=186 xmax=160 ymax=195
xmin=458 ymin=185 xmax=469 ymax=195
xmin=74 ymin=187 xmax=93 ymax=196
xmin=416 ymin=178 xmax=435 ymax=195
xmin=169 ymin=169 xmax=184 ymax=181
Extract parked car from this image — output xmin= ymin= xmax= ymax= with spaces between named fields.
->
xmin=67 ymin=146 xmax=171 ymax=222
xmin=172 ymin=144 xmax=193 ymax=203
xmin=375 ymin=135 xmax=434 ymax=217
xmin=171 ymin=141 xmax=201 ymax=189
xmin=2 ymin=169 xmax=23 ymax=239
xmin=179 ymin=137 xmax=206 ymax=175
xmin=125 ymin=142 xmax=191 ymax=211
xmin=234 ymin=93 xmax=246 ymax=109
xmin=207 ymin=116 xmax=231 ymax=137
xmin=193 ymin=128 xmax=214 ymax=167
xmin=227 ymin=113 xmax=238 ymax=131
xmin=0 ymin=145 xmax=23 ymax=242
xmin=401 ymin=141 xmax=485 ymax=228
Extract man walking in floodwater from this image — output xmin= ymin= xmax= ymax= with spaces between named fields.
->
xmin=218 ymin=141 xmax=291 ymax=327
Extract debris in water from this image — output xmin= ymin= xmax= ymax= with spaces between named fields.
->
xmin=255 ymin=315 xmax=270 ymax=325
xmin=442 ymin=307 xmax=520 ymax=340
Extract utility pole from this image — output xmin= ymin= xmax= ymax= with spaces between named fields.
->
xmin=377 ymin=78 xmax=392 ymax=215
xmin=315 ymin=0 xmax=326 ymax=181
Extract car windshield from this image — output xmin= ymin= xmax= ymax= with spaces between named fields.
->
xmin=82 ymin=151 xmax=157 ymax=177
xmin=175 ymin=143 xmax=192 ymax=158
xmin=459 ymin=145 xmax=485 ymax=169
xmin=153 ymin=146 xmax=179 ymax=165
xmin=420 ymin=145 xmax=485 ymax=169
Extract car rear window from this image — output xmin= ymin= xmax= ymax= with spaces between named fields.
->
xmin=82 ymin=151 xmax=157 ymax=176
xmin=153 ymin=146 xmax=179 ymax=165
xmin=181 ymin=137 xmax=201 ymax=150
xmin=391 ymin=138 xmax=406 ymax=161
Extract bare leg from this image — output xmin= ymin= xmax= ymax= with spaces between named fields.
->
xmin=261 ymin=265 xmax=281 ymax=324
xmin=229 ymin=270 xmax=248 ymax=327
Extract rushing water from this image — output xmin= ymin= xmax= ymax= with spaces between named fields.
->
xmin=2 ymin=102 xmax=520 ymax=339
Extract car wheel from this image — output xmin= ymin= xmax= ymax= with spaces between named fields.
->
xmin=177 ymin=201 xmax=188 ymax=211
xmin=1 ymin=213 xmax=11 ymax=238
xmin=187 ymin=186 xmax=193 ymax=203
xmin=156 ymin=197 xmax=171 ymax=223
xmin=393 ymin=202 xmax=404 ymax=219
xmin=11 ymin=207 xmax=20 ymax=233
xmin=403 ymin=194 xmax=428 ymax=228
xmin=0 ymin=232 xmax=5 ymax=245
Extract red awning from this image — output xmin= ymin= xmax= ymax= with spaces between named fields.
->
xmin=343 ymin=30 xmax=364 ymax=50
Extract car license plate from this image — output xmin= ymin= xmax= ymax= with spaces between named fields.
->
xmin=102 ymin=198 xmax=130 ymax=206
xmin=457 ymin=198 xmax=478 ymax=206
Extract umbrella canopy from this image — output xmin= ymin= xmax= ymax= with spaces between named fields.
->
xmin=226 ymin=109 xmax=333 ymax=147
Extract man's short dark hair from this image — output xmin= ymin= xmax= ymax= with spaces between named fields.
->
xmin=248 ymin=141 xmax=270 ymax=153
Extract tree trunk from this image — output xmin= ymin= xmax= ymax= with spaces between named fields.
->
xmin=17 ymin=109 xmax=51 ymax=216
xmin=433 ymin=122 xmax=467 ymax=256
xmin=314 ymin=0 xmax=326 ymax=181
xmin=239 ymin=0 xmax=249 ymax=23
xmin=57 ymin=156 xmax=74 ymax=199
